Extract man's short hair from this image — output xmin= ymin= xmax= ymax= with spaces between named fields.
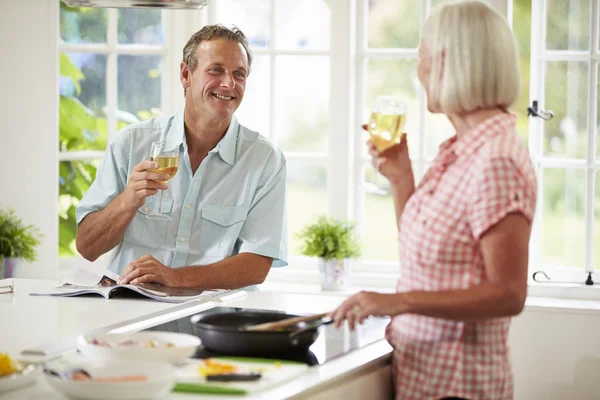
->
xmin=182 ymin=24 xmax=252 ymax=73
xmin=422 ymin=0 xmax=520 ymax=114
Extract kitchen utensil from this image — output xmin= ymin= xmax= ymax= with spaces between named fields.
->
xmin=191 ymin=311 xmax=332 ymax=356
xmin=43 ymin=359 xmax=175 ymax=400
xmin=245 ymin=311 xmax=330 ymax=331
xmin=206 ymin=372 xmax=262 ymax=382
xmin=0 ymin=363 xmax=40 ymax=394
xmin=77 ymin=331 xmax=200 ymax=364
xmin=43 ymin=366 xmax=92 ymax=380
xmin=174 ymin=357 xmax=308 ymax=395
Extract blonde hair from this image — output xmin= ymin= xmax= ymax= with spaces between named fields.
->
xmin=421 ymin=0 xmax=520 ymax=114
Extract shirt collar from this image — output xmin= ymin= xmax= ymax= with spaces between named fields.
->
xmin=166 ymin=109 xmax=239 ymax=166
xmin=165 ymin=108 xmax=186 ymax=151
xmin=213 ymin=116 xmax=239 ymax=166
xmin=438 ymin=112 xmax=517 ymax=158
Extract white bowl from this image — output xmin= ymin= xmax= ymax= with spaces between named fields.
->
xmin=0 ymin=364 xmax=41 ymax=395
xmin=77 ymin=331 xmax=200 ymax=364
xmin=44 ymin=359 xmax=175 ymax=400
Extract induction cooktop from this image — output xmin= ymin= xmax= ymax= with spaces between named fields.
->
xmin=142 ymin=306 xmax=389 ymax=366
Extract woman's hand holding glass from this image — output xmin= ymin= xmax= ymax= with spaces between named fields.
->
xmin=367 ymin=96 xmax=413 ymax=189
xmin=364 ymin=125 xmax=413 ymax=187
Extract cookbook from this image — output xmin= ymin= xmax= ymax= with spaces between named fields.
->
xmin=29 ymin=268 xmax=245 ymax=304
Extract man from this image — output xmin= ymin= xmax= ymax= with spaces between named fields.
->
xmin=75 ymin=25 xmax=287 ymax=290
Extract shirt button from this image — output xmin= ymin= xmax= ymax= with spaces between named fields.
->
xmin=186 ymin=204 xmax=192 ymax=209
xmin=180 ymin=237 xmax=186 ymax=243
xmin=143 ymin=207 xmax=149 ymax=212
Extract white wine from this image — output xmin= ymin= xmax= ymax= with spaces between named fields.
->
xmin=150 ymin=156 xmax=179 ymax=183
xmin=368 ymin=112 xmax=406 ymax=152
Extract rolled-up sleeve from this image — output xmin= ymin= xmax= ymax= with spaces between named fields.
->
xmin=467 ymin=156 xmax=537 ymax=240
xmin=76 ymin=139 xmax=129 ymax=225
xmin=236 ymin=150 xmax=288 ymax=267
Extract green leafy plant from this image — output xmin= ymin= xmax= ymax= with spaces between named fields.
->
xmin=0 ymin=209 xmax=42 ymax=262
xmin=296 ymin=215 xmax=362 ymax=261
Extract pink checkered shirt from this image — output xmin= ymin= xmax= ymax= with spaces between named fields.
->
xmin=385 ymin=113 xmax=537 ymax=400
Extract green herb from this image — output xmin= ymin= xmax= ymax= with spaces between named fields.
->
xmin=296 ymin=215 xmax=361 ymax=261
xmin=0 ymin=209 xmax=42 ymax=261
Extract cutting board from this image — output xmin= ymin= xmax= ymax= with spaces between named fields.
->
xmin=173 ymin=357 xmax=309 ymax=395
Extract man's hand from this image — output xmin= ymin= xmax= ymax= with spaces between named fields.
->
xmin=123 ymin=161 xmax=171 ymax=209
xmin=118 ymin=255 xmax=180 ymax=287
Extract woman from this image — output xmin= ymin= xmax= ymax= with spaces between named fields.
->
xmin=331 ymin=2 xmax=536 ymax=400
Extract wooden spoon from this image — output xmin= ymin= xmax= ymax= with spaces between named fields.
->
xmin=245 ymin=312 xmax=331 ymax=332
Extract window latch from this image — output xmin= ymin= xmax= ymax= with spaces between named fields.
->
xmin=527 ymin=100 xmax=554 ymax=121
xmin=532 ymin=271 xmax=594 ymax=286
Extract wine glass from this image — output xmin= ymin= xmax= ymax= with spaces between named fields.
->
xmin=146 ymin=141 xmax=180 ymax=220
xmin=367 ymin=96 xmax=407 ymax=191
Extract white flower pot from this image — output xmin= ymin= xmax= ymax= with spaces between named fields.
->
xmin=1 ymin=257 xmax=20 ymax=279
xmin=318 ymin=258 xmax=350 ymax=291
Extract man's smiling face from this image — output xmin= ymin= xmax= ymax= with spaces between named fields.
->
xmin=182 ymin=38 xmax=249 ymax=121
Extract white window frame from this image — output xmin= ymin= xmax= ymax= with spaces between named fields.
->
xmin=526 ymin=0 xmax=600 ymax=298
xmin=59 ymin=1 xmax=600 ymax=300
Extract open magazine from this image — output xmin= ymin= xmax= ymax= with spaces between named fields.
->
xmin=30 ymin=268 xmax=246 ymax=304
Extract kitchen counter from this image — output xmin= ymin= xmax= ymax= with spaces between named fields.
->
xmin=0 ymin=279 xmax=392 ymax=399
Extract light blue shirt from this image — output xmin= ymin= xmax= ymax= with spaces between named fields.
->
xmin=77 ymin=110 xmax=288 ymax=277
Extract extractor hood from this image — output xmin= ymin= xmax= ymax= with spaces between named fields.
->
xmin=61 ymin=0 xmax=209 ymax=9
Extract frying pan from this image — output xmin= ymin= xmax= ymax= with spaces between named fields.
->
xmin=190 ymin=311 xmax=332 ymax=357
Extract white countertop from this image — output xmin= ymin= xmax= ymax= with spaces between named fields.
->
xmin=0 ymin=279 xmax=392 ymax=400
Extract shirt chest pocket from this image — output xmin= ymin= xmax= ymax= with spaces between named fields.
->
xmin=124 ymin=196 xmax=174 ymax=249
xmin=199 ymin=205 xmax=248 ymax=256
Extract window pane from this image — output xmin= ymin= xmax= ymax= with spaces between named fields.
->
xmin=368 ymin=0 xmax=420 ymax=49
xmin=512 ymin=0 xmax=532 ymax=144
xmin=59 ymin=160 xmax=100 ymax=257
xmin=546 ymin=0 xmax=590 ymax=51
xmin=288 ymin=162 xmax=328 ymax=257
xmin=236 ymin=55 xmax=270 ymax=136
xmin=430 ymin=0 xmax=454 ymax=8
xmin=426 ymin=112 xmax=454 ymax=158
xmin=275 ymin=0 xmax=330 ymax=50
xmin=363 ymin=164 xmax=399 ymax=262
xmin=118 ymin=9 xmax=163 ymax=44
xmin=597 ymin=64 xmax=600 ymax=159
xmin=274 ymin=56 xmax=329 ymax=153
xmin=366 ymin=59 xmax=420 ymax=157
xmin=118 ymin=55 xmax=162 ymax=121
xmin=540 ymin=168 xmax=586 ymax=267
xmin=214 ymin=0 xmax=270 ymax=48
xmin=594 ymin=172 xmax=600 ymax=268
xmin=60 ymin=53 xmax=108 ymax=152
xmin=60 ymin=6 xmax=107 ymax=44
xmin=543 ymin=61 xmax=588 ymax=159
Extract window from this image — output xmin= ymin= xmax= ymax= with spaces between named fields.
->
xmin=56 ymin=0 xmax=600 ymax=294
xmin=525 ymin=0 xmax=600 ymax=284
xmin=208 ymin=0 xmax=331 ymax=262
xmin=58 ymin=5 xmax=169 ymax=261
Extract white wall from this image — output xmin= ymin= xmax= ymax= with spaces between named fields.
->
xmin=0 ymin=0 xmax=59 ymax=279
xmin=511 ymin=307 xmax=600 ymax=400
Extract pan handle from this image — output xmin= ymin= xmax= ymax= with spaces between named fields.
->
xmin=288 ymin=317 xmax=334 ymax=344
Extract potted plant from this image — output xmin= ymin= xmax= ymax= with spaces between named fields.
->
xmin=297 ymin=215 xmax=362 ymax=290
xmin=0 ymin=209 xmax=42 ymax=279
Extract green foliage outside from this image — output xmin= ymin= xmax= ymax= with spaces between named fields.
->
xmin=58 ymin=1 xmax=598 ymax=269
xmin=58 ymin=5 xmax=161 ymax=257
xmin=296 ymin=215 xmax=362 ymax=260
xmin=0 ymin=209 xmax=42 ymax=262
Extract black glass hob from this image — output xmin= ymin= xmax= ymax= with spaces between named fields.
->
xmin=142 ymin=306 xmax=389 ymax=366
